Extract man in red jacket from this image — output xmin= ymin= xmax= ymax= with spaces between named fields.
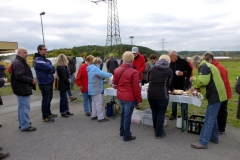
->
xmin=132 ymin=47 xmax=146 ymax=82
xmin=202 ymin=52 xmax=232 ymax=134
xmin=132 ymin=47 xmax=146 ymax=109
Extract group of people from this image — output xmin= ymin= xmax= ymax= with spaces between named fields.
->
xmin=109 ymin=47 xmax=234 ymax=149
xmin=0 ymin=44 xmax=238 ymax=159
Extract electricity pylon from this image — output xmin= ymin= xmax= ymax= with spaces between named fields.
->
xmin=104 ymin=0 xmax=122 ymax=58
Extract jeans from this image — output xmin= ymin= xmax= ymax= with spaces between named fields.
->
xmin=70 ymin=74 xmax=75 ymax=89
xmin=217 ymin=100 xmax=228 ymax=132
xmin=118 ymin=100 xmax=135 ymax=141
xmin=171 ymin=102 xmax=188 ymax=117
xmin=39 ymin=84 xmax=53 ymax=118
xmin=17 ymin=96 xmax=31 ymax=130
xmin=198 ymin=102 xmax=221 ymax=147
xmin=148 ymin=98 xmax=169 ymax=137
xmin=67 ymin=89 xmax=73 ymax=97
xmin=59 ymin=91 xmax=69 ymax=114
xmin=82 ymin=92 xmax=92 ymax=113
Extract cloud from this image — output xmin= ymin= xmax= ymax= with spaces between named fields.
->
xmin=0 ymin=0 xmax=240 ymax=54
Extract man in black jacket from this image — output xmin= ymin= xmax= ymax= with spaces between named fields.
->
xmin=169 ymin=51 xmax=192 ymax=120
xmin=106 ymin=54 xmax=119 ymax=75
xmin=11 ymin=48 xmax=37 ymax=131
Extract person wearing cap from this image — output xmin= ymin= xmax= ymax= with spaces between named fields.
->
xmin=132 ymin=47 xmax=146 ymax=109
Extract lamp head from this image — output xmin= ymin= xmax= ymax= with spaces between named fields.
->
xmin=40 ymin=12 xmax=45 ymax=16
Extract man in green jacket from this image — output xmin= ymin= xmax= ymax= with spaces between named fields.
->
xmin=190 ymin=55 xmax=227 ymax=149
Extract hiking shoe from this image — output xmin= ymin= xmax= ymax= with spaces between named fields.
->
xmin=85 ymin=113 xmax=91 ymax=116
xmin=70 ymin=96 xmax=77 ymax=101
xmin=66 ymin=112 xmax=74 ymax=116
xmin=22 ymin=126 xmax=37 ymax=132
xmin=219 ymin=131 xmax=226 ymax=134
xmin=0 ymin=152 xmax=10 ymax=159
xmin=191 ymin=143 xmax=208 ymax=149
xmin=210 ymin=139 xmax=219 ymax=144
xmin=124 ymin=136 xmax=136 ymax=141
xmin=42 ymin=118 xmax=55 ymax=122
xmin=169 ymin=115 xmax=176 ymax=120
xmin=91 ymin=117 xmax=97 ymax=120
xmin=98 ymin=118 xmax=109 ymax=122
xmin=61 ymin=114 xmax=69 ymax=118
xmin=49 ymin=114 xmax=58 ymax=118
xmin=155 ymin=132 xmax=166 ymax=139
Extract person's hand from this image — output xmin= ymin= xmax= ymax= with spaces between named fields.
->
xmin=190 ymin=77 xmax=194 ymax=82
xmin=32 ymin=79 xmax=37 ymax=84
xmin=3 ymin=78 xmax=7 ymax=83
xmin=79 ymin=86 xmax=83 ymax=90
xmin=178 ymin=71 xmax=184 ymax=76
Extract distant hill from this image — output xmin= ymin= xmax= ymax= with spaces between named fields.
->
xmin=47 ymin=45 xmax=240 ymax=58
xmin=47 ymin=44 xmax=157 ymax=58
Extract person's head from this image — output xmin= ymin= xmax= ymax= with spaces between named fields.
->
xmin=159 ymin=54 xmax=170 ymax=63
xmin=143 ymin=54 xmax=148 ymax=63
xmin=17 ymin=48 xmax=28 ymax=60
xmin=37 ymin=45 xmax=47 ymax=57
xmin=122 ymin=51 xmax=134 ymax=63
xmin=56 ymin=54 xmax=68 ymax=66
xmin=169 ymin=50 xmax=178 ymax=63
xmin=109 ymin=54 xmax=114 ymax=58
xmin=191 ymin=55 xmax=202 ymax=68
xmin=85 ymin=55 xmax=95 ymax=65
xmin=149 ymin=54 xmax=158 ymax=64
xmin=67 ymin=56 xmax=72 ymax=61
xmin=132 ymin=46 xmax=139 ymax=57
xmin=92 ymin=57 xmax=102 ymax=66
xmin=202 ymin=51 xmax=214 ymax=64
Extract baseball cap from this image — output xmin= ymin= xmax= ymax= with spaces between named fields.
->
xmin=132 ymin=47 xmax=138 ymax=54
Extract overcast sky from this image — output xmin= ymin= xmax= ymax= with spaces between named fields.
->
xmin=1 ymin=0 xmax=240 ymax=54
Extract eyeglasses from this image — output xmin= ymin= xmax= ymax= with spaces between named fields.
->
xmin=42 ymin=49 xmax=47 ymax=51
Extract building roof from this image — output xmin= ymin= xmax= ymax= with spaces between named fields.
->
xmin=0 ymin=41 xmax=18 ymax=54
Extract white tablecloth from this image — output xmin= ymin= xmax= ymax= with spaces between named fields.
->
xmin=104 ymin=88 xmax=202 ymax=107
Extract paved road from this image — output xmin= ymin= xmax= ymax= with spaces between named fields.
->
xmin=0 ymin=92 xmax=240 ymax=160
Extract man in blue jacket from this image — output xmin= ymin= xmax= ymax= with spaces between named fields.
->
xmin=34 ymin=45 xmax=57 ymax=122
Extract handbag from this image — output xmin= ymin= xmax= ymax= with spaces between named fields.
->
xmin=0 ymin=96 xmax=3 ymax=106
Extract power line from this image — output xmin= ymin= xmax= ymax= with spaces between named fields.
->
xmin=159 ymin=37 xmax=167 ymax=53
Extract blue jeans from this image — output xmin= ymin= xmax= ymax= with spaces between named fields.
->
xmin=59 ymin=91 xmax=69 ymax=114
xmin=148 ymin=98 xmax=169 ymax=137
xmin=39 ymin=84 xmax=53 ymax=118
xmin=17 ymin=96 xmax=31 ymax=130
xmin=82 ymin=92 xmax=92 ymax=113
xmin=67 ymin=89 xmax=73 ymax=97
xmin=171 ymin=102 xmax=188 ymax=117
xmin=118 ymin=100 xmax=135 ymax=141
xmin=70 ymin=74 xmax=75 ymax=89
xmin=198 ymin=102 xmax=221 ymax=147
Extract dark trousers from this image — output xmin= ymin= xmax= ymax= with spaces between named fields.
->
xmin=59 ymin=91 xmax=69 ymax=114
xmin=39 ymin=84 xmax=53 ymax=118
xmin=217 ymin=100 xmax=228 ymax=132
xmin=148 ymin=98 xmax=169 ymax=137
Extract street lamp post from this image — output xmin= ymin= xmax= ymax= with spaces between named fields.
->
xmin=40 ymin=12 xmax=45 ymax=45
xmin=129 ymin=36 xmax=134 ymax=46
